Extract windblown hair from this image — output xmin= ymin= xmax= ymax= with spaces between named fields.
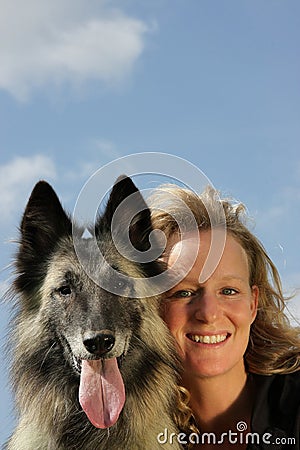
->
xmin=148 ymin=184 xmax=300 ymax=375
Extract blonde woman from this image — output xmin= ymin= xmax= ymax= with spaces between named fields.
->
xmin=149 ymin=186 xmax=300 ymax=450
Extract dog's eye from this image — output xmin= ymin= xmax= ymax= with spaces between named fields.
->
xmin=114 ymin=279 xmax=133 ymax=293
xmin=58 ymin=285 xmax=72 ymax=296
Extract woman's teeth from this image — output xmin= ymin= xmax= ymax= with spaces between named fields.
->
xmin=188 ymin=334 xmax=227 ymax=344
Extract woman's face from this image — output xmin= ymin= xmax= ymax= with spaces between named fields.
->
xmin=162 ymin=231 xmax=258 ymax=381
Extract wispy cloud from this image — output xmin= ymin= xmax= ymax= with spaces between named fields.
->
xmin=0 ymin=0 xmax=149 ymax=100
xmin=258 ymin=194 xmax=299 ymax=230
xmin=63 ymin=138 xmax=122 ymax=182
xmin=286 ymin=294 xmax=300 ymax=327
xmin=253 ymin=168 xmax=300 ymax=248
xmin=282 ymin=272 xmax=300 ymax=327
xmin=0 ymin=155 xmax=56 ymax=222
xmin=283 ymin=272 xmax=300 ymax=326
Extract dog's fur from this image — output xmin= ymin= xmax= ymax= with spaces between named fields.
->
xmin=6 ymin=176 xmax=181 ymax=450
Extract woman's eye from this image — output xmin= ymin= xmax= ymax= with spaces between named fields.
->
xmin=221 ymin=288 xmax=238 ymax=296
xmin=172 ymin=290 xmax=194 ymax=299
xmin=58 ymin=285 xmax=72 ymax=296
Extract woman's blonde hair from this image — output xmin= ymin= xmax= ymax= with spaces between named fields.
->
xmin=148 ymin=184 xmax=300 ymax=375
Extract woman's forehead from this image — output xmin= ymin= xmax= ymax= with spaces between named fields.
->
xmin=166 ymin=230 xmax=250 ymax=282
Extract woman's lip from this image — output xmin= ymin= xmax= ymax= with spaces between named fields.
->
xmin=186 ymin=332 xmax=231 ymax=345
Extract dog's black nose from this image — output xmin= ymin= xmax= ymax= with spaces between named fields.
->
xmin=83 ymin=331 xmax=115 ymax=356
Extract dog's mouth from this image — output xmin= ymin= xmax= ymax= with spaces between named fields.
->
xmin=72 ymin=354 xmax=125 ymax=374
xmin=72 ymin=353 xmax=126 ymax=430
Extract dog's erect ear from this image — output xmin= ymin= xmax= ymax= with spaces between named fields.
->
xmin=20 ymin=181 xmax=72 ymax=255
xmin=16 ymin=181 xmax=72 ymax=293
xmin=96 ymin=175 xmax=153 ymax=252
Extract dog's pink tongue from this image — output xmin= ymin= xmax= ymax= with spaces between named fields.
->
xmin=79 ymin=358 xmax=125 ymax=429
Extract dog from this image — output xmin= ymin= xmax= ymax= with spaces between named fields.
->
xmin=5 ymin=176 xmax=182 ymax=449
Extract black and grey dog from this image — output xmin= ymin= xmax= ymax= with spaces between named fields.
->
xmin=6 ymin=176 xmax=181 ymax=450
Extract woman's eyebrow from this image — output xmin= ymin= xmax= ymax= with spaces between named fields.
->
xmin=193 ymin=275 xmax=247 ymax=286
xmin=215 ymin=275 xmax=247 ymax=283
xmin=166 ymin=274 xmax=247 ymax=293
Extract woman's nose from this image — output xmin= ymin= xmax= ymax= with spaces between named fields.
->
xmin=193 ymin=291 xmax=220 ymax=323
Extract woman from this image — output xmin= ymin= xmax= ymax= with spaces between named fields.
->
xmin=149 ymin=185 xmax=300 ymax=449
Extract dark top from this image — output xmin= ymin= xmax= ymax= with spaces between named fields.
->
xmin=248 ymin=371 xmax=300 ymax=449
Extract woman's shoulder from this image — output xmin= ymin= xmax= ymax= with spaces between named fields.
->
xmin=252 ymin=371 xmax=300 ymax=405
xmin=250 ymin=371 xmax=299 ymax=449
xmin=251 ymin=371 xmax=300 ymax=414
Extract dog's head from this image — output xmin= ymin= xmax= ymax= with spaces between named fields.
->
xmin=15 ymin=176 xmax=169 ymax=429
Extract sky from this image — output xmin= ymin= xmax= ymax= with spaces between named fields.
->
xmin=0 ymin=0 xmax=299 ymax=444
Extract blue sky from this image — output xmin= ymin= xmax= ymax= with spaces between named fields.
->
xmin=0 ymin=0 xmax=299 ymax=444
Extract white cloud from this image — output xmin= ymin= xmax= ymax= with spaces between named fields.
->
xmin=0 ymin=0 xmax=149 ymax=100
xmin=0 ymin=155 xmax=56 ymax=221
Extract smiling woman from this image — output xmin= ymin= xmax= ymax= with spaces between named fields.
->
xmin=164 ymin=231 xmax=259 ymax=383
xmin=149 ymin=185 xmax=300 ymax=450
